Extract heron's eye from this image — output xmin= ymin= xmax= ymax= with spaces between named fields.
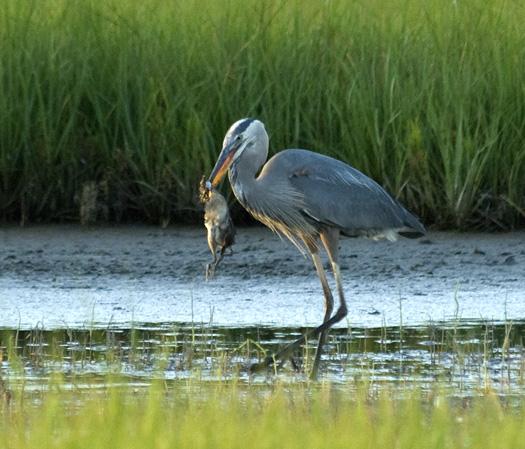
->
xmin=235 ymin=134 xmax=242 ymax=141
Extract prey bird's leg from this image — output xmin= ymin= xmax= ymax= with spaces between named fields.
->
xmin=206 ymin=246 xmax=227 ymax=280
xmin=205 ymin=252 xmax=217 ymax=281
xmin=206 ymin=230 xmax=218 ymax=280
xmin=214 ymin=246 xmax=226 ymax=270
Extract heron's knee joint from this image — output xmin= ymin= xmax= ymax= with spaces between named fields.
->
xmin=337 ymin=304 xmax=347 ymax=319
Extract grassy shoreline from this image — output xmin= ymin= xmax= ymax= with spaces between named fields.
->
xmin=1 ymin=0 xmax=524 ymax=228
xmin=2 ymin=380 xmax=525 ymax=449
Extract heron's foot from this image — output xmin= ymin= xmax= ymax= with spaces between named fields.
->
xmin=249 ymin=355 xmax=304 ymax=375
xmin=253 ymin=353 xmax=320 ymax=379
xmin=249 ymin=356 xmax=276 ymax=374
xmin=249 ymin=342 xmax=307 ymax=374
xmin=248 ymin=306 xmax=348 ymax=377
xmin=290 ymin=357 xmax=302 ymax=372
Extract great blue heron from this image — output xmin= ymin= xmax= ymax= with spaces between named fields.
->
xmin=205 ymin=118 xmax=425 ymax=378
xmin=199 ymin=179 xmax=236 ymax=279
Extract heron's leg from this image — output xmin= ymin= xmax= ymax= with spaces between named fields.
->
xmin=309 ymin=229 xmax=346 ymax=379
xmin=320 ymin=228 xmax=346 ymax=317
xmin=312 ymin=229 xmax=347 ymax=377
xmin=309 ymin=249 xmax=334 ymax=379
xmin=250 ymin=236 xmax=338 ymax=376
xmin=250 ymin=230 xmax=348 ymax=376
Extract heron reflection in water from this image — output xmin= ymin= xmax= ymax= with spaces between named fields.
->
xmin=205 ymin=118 xmax=425 ymax=378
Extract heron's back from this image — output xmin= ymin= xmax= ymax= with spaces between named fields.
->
xmin=259 ymin=149 xmax=425 ymax=240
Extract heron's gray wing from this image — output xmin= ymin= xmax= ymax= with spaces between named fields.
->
xmin=275 ymin=150 xmax=425 ymax=237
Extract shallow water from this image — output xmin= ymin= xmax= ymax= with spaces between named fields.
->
xmin=0 ymin=226 xmax=524 ymax=393
xmin=0 ymin=226 xmax=524 ymax=329
xmin=1 ymin=321 xmax=524 ymax=396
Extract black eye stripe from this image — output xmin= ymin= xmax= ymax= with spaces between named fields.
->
xmin=233 ymin=118 xmax=254 ymax=136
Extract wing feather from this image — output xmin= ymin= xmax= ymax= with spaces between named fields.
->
xmin=264 ymin=149 xmax=424 ymax=238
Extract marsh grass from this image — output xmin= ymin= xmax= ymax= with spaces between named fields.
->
xmin=0 ymin=0 xmax=524 ymax=227
xmin=2 ymin=376 xmax=525 ymax=449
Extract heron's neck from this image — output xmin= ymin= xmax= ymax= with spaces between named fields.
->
xmin=228 ymin=149 xmax=265 ymax=207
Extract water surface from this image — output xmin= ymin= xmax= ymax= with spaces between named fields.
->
xmin=1 ymin=226 xmax=524 ymax=394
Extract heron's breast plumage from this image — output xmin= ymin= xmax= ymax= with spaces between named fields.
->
xmin=231 ymin=159 xmax=319 ymax=252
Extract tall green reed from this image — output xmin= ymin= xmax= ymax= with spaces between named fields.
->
xmin=0 ymin=0 xmax=524 ymax=227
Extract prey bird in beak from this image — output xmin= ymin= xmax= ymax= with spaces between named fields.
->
xmin=199 ymin=177 xmax=235 ymax=280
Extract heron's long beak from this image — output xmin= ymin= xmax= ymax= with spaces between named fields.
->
xmin=206 ymin=140 xmax=239 ymax=189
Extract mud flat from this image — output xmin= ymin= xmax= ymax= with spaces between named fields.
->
xmin=0 ymin=225 xmax=524 ymax=329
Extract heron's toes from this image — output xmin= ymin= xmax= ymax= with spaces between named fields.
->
xmin=248 ymin=356 xmax=275 ymax=374
xmin=290 ymin=357 xmax=302 ymax=372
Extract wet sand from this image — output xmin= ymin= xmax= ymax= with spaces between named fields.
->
xmin=0 ymin=225 xmax=524 ymax=329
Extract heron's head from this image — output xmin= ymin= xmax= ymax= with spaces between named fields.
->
xmin=206 ymin=118 xmax=267 ymax=189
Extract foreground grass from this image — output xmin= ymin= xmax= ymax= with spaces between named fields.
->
xmin=2 ymin=380 xmax=525 ymax=449
xmin=2 ymin=322 xmax=525 ymax=448
xmin=0 ymin=0 xmax=524 ymax=227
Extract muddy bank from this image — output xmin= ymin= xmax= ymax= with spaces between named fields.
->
xmin=0 ymin=225 xmax=524 ymax=329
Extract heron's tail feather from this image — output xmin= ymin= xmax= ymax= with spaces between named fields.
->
xmin=398 ymin=209 xmax=426 ymax=238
